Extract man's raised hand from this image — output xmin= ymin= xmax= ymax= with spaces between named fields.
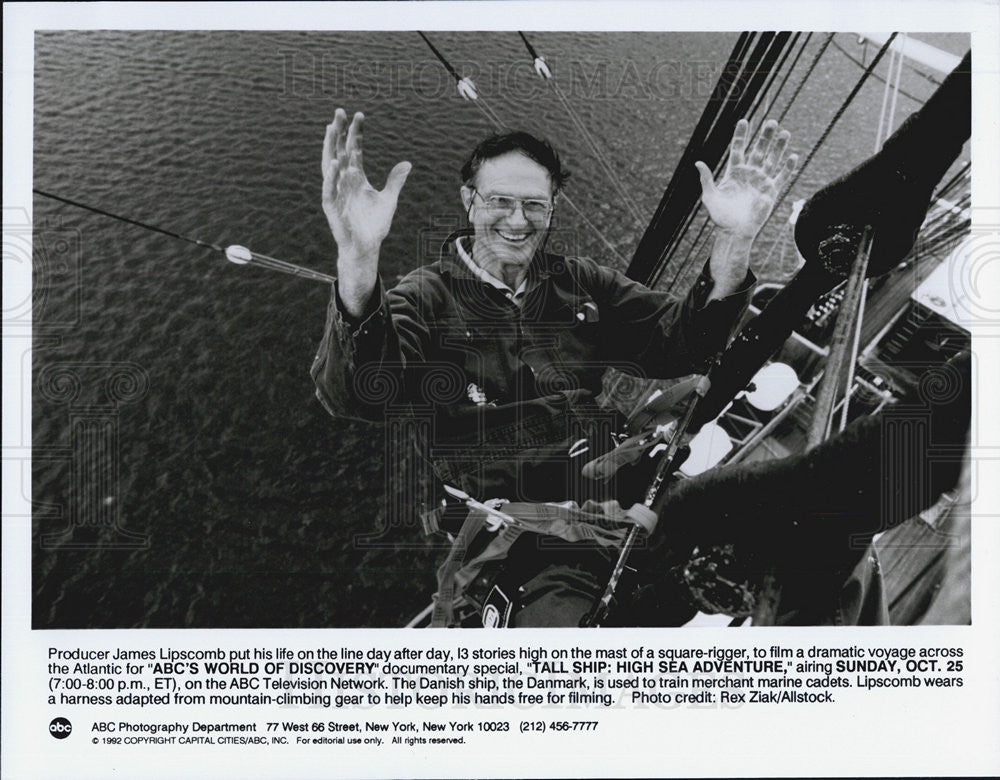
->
xmin=322 ymin=108 xmax=411 ymax=315
xmin=695 ymin=118 xmax=798 ymax=240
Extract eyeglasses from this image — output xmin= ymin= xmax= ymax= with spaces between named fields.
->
xmin=471 ymin=190 xmax=553 ymax=221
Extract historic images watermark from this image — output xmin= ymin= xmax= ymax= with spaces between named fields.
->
xmin=278 ymin=54 xmax=723 ymax=103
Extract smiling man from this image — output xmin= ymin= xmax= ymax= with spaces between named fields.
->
xmin=312 ymin=108 xmax=797 ymax=626
xmin=457 ymin=132 xmax=565 ymax=294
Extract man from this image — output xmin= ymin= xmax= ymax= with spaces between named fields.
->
xmin=312 ymin=108 xmax=798 ymax=625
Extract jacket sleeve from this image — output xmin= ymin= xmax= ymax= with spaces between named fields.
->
xmin=582 ymin=259 xmax=754 ymax=378
xmin=310 ymin=274 xmax=432 ymax=422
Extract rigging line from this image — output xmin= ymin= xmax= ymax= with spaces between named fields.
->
xmin=921 ymin=225 xmax=970 ymax=259
xmin=416 ymin=31 xmax=506 ymax=130
xmin=660 ymin=34 xmax=796 ymax=289
xmin=925 ymin=219 xmax=969 ymax=251
xmin=765 ymin=33 xmax=813 ymax=121
xmin=830 ymin=38 xmax=926 ymax=105
xmin=633 ymin=32 xmax=754 ymax=236
xmin=654 ymin=33 xmax=785 ymax=285
xmin=517 ymin=31 xmax=540 ymax=60
xmin=935 ymin=162 xmax=971 ymax=199
xmin=671 ymin=34 xmax=810 ymax=285
xmin=874 ymin=43 xmax=898 ymax=150
xmin=472 ymin=93 xmax=506 ymax=130
xmin=777 ymin=33 xmax=836 ymax=123
xmin=241 ymin=250 xmax=337 ymax=284
xmin=923 ymin=207 xmax=971 ymax=239
xmin=699 ymin=33 xmax=780 ymax=149
xmin=921 ymin=219 xmax=970 ymax=252
xmin=853 ymin=35 xmax=944 ymax=88
xmin=548 ymin=78 xmax=643 ymax=225
xmin=744 ymin=32 xmax=803 ymax=123
xmin=559 ymin=191 xmax=628 ymax=265
xmin=885 ymin=34 xmax=908 ymax=147
xmin=764 ymin=34 xmax=898 ymax=237
xmin=679 ymin=34 xmax=810 ymax=265
xmin=516 ymin=32 xmax=644 ymax=224
xmin=923 ymin=212 xmax=971 ymax=242
xmin=930 ymin=203 xmax=971 ymax=233
xmin=674 ymin=31 xmax=755 ymax=152
xmin=937 ymin=189 xmax=972 ymax=215
xmin=926 ymin=225 xmax=972 ymax=258
xmin=626 ymin=32 xmax=757 ymax=285
xmin=924 ymin=192 xmax=972 ymax=228
xmin=780 ymin=33 xmax=897 ymax=197
xmin=417 ymin=31 xmax=461 ymax=81
xmin=34 ymin=188 xmax=223 ymax=253
xmin=942 ymin=191 xmax=972 ymax=212
xmin=418 ymin=32 xmax=625 ymax=263
xmin=35 ymin=188 xmax=338 ymax=285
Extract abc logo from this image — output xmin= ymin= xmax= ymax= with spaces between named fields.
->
xmin=49 ymin=717 xmax=72 ymax=739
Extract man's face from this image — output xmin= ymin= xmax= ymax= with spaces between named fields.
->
xmin=460 ymin=151 xmax=555 ymax=279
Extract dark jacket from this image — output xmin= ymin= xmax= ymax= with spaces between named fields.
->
xmin=312 ymin=234 xmax=752 ymax=503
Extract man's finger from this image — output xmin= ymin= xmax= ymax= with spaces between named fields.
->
xmin=321 ymin=158 xmax=340 ymax=210
xmin=346 ymin=111 xmax=364 ymax=169
xmin=383 ymin=161 xmax=412 ymax=204
xmin=775 ymin=153 xmax=798 ymax=191
xmin=694 ymin=161 xmax=717 ymax=198
xmin=764 ymin=130 xmax=790 ymax=177
xmin=729 ymin=119 xmax=749 ymax=168
xmin=334 ymin=107 xmax=348 ymax=161
xmin=749 ymin=119 xmax=777 ymax=168
xmin=322 ymin=120 xmax=338 ymax=175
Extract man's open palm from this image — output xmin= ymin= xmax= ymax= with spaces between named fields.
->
xmin=695 ymin=118 xmax=797 ymax=239
xmin=322 ymin=108 xmax=411 ymax=261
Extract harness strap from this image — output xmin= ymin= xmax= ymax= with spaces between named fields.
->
xmin=430 ymin=500 xmax=658 ymax=626
xmin=430 ymin=507 xmax=487 ymax=628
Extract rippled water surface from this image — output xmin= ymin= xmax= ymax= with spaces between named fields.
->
xmin=31 ymin=31 xmax=969 ymax=627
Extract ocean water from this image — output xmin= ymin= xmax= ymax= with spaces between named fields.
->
xmin=30 ymin=31 xmax=969 ymax=627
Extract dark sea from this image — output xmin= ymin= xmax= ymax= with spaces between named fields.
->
xmin=30 ymin=31 xmax=970 ymax=627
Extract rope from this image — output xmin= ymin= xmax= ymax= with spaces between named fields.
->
xmin=670 ymin=33 xmax=812 ymax=288
xmin=777 ymin=33 xmax=835 ymax=123
xmin=830 ymin=38 xmax=925 ymax=105
xmin=744 ymin=33 xmax=803 ymax=125
xmin=549 ymin=79 xmax=644 ymax=224
xmin=767 ymin=33 xmax=813 ymax=121
xmin=626 ymin=32 xmax=766 ymax=285
xmin=935 ymin=162 xmax=971 ymax=200
xmin=874 ymin=44 xmax=897 ymax=150
xmin=472 ymin=92 xmax=508 ymax=130
xmin=774 ymin=34 xmax=898 ymax=209
xmin=34 ymin=188 xmax=337 ymax=284
xmin=558 ymin=192 xmax=628 ymax=264
xmin=416 ymin=31 xmax=627 ymax=264
xmin=33 ymin=188 xmax=223 ymax=253
xmin=627 ymin=32 xmax=755 ymax=284
xmin=417 ymin=32 xmax=461 ymax=81
xmin=659 ymin=33 xmax=796 ymax=290
xmin=417 ymin=31 xmax=507 ymax=129
xmin=517 ymin=32 xmax=644 ymax=224
xmin=240 ymin=249 xmax=336 ymax=284
xmin=886 ymin=34 xmax=908 ymax=140
xmin=517 ymin=31 xmax=540 ymax=61
xmin=875 ymin=34 xmax=908 ymax=151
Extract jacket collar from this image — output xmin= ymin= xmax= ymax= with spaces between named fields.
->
xmin=438 ymin=228 xmax=558 ymax=283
